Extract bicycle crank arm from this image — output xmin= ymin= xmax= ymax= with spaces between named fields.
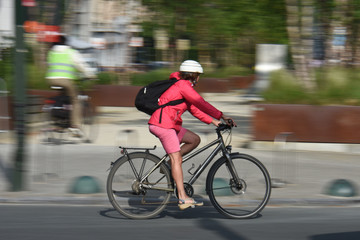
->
xmin=142 ymin=185 xmax=174 ymax=192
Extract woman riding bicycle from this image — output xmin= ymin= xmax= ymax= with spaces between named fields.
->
xmin=148 ymin=60 xmax=236 ymax=210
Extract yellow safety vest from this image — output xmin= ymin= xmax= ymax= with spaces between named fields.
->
xmin=46 ymin=48 xmax=78 ymax=79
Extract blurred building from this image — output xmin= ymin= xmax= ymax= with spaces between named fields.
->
xmin=64 ymin=0 xmax=145 ymax=71
xmin=0 ymin=0 xmax=15 ymax=52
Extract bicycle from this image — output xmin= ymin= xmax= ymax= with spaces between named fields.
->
xmin=41 ymin=79 xmax=98 ymax=144
xmin=106 ymin=122 xmax=271 ymax=219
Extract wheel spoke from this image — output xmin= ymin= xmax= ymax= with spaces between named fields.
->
xmin=107 ymin=153 xmax=172 ymax=219
xmin=207 ymin=154 xmax=271 ymax=219
xmin=127 ymin=158 xmax=140 ymax=180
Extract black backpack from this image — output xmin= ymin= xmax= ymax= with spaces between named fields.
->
xmin=135 ymin=78 xmax=184 ymax=122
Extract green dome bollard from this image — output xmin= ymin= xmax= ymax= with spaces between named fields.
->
xmin=69 ymin=176 xmax=102 ymax=194
xmin=325 ymin=179 xmax=358 ymax=197
xmin=212 ymin=178 xmax=232 ymax=196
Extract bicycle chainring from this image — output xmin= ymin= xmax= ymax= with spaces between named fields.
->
xmin=174 ymin=183 xmax=194 ymax=198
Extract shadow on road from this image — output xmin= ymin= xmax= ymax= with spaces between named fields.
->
xmin=311 ymin=231 xmax=360 ymax=240
xmin=99 ymin=204 xmax=263 ymax=222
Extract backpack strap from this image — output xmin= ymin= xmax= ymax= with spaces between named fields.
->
xmin=158 ymin=99 xmax=185 ymax=123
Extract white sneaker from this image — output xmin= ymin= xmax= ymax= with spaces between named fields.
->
xmin=68 ymin=128 xmax=84 ymax=138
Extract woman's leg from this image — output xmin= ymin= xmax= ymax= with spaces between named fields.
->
xmin=149 ymin=125 xmax=202 ymax=204
xmin=180 ymin=129 xmax=200 ymax=156
xmin=168 ymin=151 xmax=203 ymax=207
xmin=168 ymin=151 xmax=188 ymax=201
xmin=169 ymin=130 xmax=200 ymax=201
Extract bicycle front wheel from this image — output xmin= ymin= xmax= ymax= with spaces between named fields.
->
xmin=206 ymin=153 xmax=271 ymax=219
xmin=107 ymin=152 xmax=172 ymax=219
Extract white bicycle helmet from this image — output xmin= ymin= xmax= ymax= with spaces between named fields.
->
xmin=179 ymin=60 xmax=203 ymax=73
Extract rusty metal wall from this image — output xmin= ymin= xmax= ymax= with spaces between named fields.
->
xmin=253 ymin=104 xmax=360 ymax=143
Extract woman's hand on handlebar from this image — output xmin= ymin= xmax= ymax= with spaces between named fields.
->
xmin=221 ymin=115 xmax=237 ymax=127
xmin=212 ymin=115 xmax=237 ymax=128
xmin=212 ymin=119 xmax=222 ymax=127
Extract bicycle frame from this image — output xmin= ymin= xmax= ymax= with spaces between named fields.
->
xmin=182 ymin=138 xmax=225 ymax=185
xmin=123 ymin=125 xmax=241 ymax=192
xmin=181 ymin=128 xmax=240 ymax=186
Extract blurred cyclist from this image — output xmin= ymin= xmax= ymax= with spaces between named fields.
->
xmin=46 ymin=35 xmax=95 ymax=134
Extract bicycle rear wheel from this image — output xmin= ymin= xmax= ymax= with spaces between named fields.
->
xmin=107 ymin=152 xmax=172 ymax=219
xmin=81 ymin=101 xmax=97 ymax=143
xmin=39 ymin=107 xmax=67 ymax=145
xmin=206 ymin=153 xmax=271 ymax=219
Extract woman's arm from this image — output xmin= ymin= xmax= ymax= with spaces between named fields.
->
xmin=180 ymin=82 xmax=237 ymax=127
xmin=179 ymin=81 xmax=222 ymax=120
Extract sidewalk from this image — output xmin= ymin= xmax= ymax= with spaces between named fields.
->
xmin=0 ymin=92 xmax=359 ymax=206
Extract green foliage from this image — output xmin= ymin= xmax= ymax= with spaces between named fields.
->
xmin=130 ymin=68 xmax=177 ymax=86
xmin=262 ymin=70 xmax=310 ymax=104
xmin=262 ymin=67 xmax=360 ymax=106
xmin=96 ymin=71 xmax=119 ymax=85
xmin=27 ymin=64 xmax=48 ymax=90
xmin=0 ymin=48 xmax=14 ymax=92
xmin=204 ymin=66 xmax=253 ymax=78
xmin=1 ymin=46 xmax=48 ymax=91
xmin=24 ymin=66 xmax=120 ymax=90
xmin=140 ymin=0 xmax=288 ymax=66
xmin=315 ymin=67 xmax=360 ymax=105
xmin=129 ymin=66 xmax=252 ymax=86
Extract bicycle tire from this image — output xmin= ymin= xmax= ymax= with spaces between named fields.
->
xmin=206 ymin=153 xmax=271 ymax=219
xmin=107 ymin=152 xmax=172 ymax=219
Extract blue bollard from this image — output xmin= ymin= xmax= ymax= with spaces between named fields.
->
xmin=69 ymin=176 xmax=102 ymax=194
xmin=212 ymin=178 xmax=232 ymax=196
xmin=325 ymin=179 xmax=358 ymax=197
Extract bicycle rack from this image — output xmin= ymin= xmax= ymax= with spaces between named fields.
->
xmin=271 ymin=132 xmax=298 ymax=188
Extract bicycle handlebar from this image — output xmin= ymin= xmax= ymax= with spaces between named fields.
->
xmin=216 ymin=119 xmax=234 ymax=132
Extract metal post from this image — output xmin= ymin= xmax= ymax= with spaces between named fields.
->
xmin=272 ymin=132 xmax=297 ymax=188
xmin=12 ymin=0 xmax=28 ymax=191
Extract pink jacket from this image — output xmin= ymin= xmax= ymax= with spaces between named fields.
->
xmin=148 ymin=72 xmax=223 ymax=131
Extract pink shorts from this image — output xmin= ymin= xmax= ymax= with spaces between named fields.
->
xmin=149 ymin=125 xmax=187 ymax=154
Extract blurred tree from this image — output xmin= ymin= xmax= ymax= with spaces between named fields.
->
xmin=344 ymin=0 xmax=360 ymax=64
xmin=141 ymin=0 xmax=288 ymax=68
xmin=314 ymin=0 xmax=360 ymax=66
xmin=314 ymin=0 xmax=335 ymax=62
xmin=285 ymin=0 xmax=316 ymax=91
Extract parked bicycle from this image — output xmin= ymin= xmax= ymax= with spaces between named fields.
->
xmin=41 ymin=79 xmax=97 ymax=144
xmin=106 ymin=122 xmax=271 ymax=219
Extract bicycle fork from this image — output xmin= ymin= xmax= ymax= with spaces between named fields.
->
xmin=222 ymin=146 xmax=242 ymax=187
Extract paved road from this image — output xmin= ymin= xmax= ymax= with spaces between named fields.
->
xmin=1 ymin=204 xmax=359 ymax=240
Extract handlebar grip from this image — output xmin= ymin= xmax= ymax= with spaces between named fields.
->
xmin=217 ymin=123 xmax=231 ymax=131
